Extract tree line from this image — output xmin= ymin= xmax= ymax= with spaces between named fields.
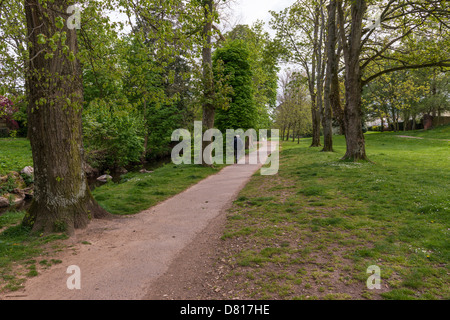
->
xmin=270 ymin=0 xmax=449 ymax=158
xmin=0 ymin=0 xmax=278 ymax=233
xmin=0 ymin=0 xmax=448 ymax=234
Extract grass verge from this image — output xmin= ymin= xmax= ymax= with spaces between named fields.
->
xmin=92 ymin=163 xmax=226 ymax=215
xmin=0 ymin=140 xmax=227 ymax=293
xmin=0 ymin=138 xmax=33 ymax=176
xmin=206 ymin=127 xmax=449 ymax=300
xmin=0 ymin=211 xmax=67 ymax=293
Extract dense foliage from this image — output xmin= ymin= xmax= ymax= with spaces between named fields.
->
xmin=213 ymin=40 xmax=257 ymax=132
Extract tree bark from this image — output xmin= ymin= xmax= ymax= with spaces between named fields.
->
xmin=141 ymin=99 xmax=148 ymax=164
xmin=286 ymin=123 xmax=291 ymax=141
xmin=292 ymin=123 xmax=296 ymax=142
xmin=309 ymin=6 xmax=321 ymax=148
xmin=338 ymin=0 xmax=368 ymax=161
xmin=315 ymin=3 xmax=326 ymax=149
xmin=23 ymin=0 xmax=109 ymax=234
xmin=322 ymin=0 xmax=337 ymax=152
xmin=331 ymin=13 xmax=345 ymax=136
xmin=201 ymin=0 xmax=215 ymax=166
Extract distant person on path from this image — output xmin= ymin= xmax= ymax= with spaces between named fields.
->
xmin=234 ymin=135 xmax=244 ymax=164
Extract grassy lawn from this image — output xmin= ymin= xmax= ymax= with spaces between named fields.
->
xmin=210 ymin=126 xmax=449 ymax=300
xmin=0 ymin=127 xmax=448 ymax=298
xmin=371 ymin=124 xmax=450 ymax=140
xmin=0 ymin=138 xmax=33 ymax=176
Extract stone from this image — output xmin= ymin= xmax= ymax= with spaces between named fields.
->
xmin=23 ymin=187 xmax=34 ymax=199
xmin=0 ymin=196 xmax=9 ymax=208
xmin=97 ymin=175 xmax=113 ymax=182
xmin=83 ymin=163 xmax=100 ymax=177
xmin=20 ymin=166 xmax=34 ymax=177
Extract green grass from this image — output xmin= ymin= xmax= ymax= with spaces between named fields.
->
xmin=0 ymin=161 xmax=226 ymax=293
xmin=1 ymin=127 xmax=448 ymax=297
xmin=0 ymin=138 xmax=33 ymax=176
xmin=92 ymin=163 xmax=226 ymax=215
xmin=390 ymin=124 xmax=450 ymax=140
xmin=0 ymin=211 xmax=68 ymax=292
xmin=213 ymin=126 xmax=449 ymax=300
xmin=0 ymin=138 xmax=229 ymax=293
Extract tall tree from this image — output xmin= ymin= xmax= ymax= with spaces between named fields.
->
xmin=321 ymin=0 xmax=338 ymax=152
xmin=275 ymin=69 xmax=312 ymax=142
xmin=227 ymin=22 xmax=280 ymax=130
xmin=200 ymin=0 xmax=216 ymax=165
xmin=22 ymin=0 xmax=109 ymax=234
xmin=270 ymin=0 xmax=326 ymax=148
xmin=213 ymin=39 xmax=256 ymax=132
xmin=337 ymin=0 xmax=367 ymax=160
xmin=337 ymin=0 xmax=450 ymax=160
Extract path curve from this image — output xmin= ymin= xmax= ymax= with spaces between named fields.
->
xmin=2 ymin=142 xmax=277 ymax=300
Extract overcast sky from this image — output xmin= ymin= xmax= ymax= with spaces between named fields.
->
xmin=227 ymin=0 xmax=297 ymax=32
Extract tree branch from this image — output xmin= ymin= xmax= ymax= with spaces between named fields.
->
xmin=362 ymin=60 xmax=450 ymax=86
xmin=212 ymin=24 xmax=226 ymax=42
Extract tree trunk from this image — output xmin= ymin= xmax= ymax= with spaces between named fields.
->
xmin=322 ymin=0 xmax=337 ymax=152
xmin=201 ymin=0 xmax=215 ymax=166
xmin=23 ymin=0 xmax=109 ymax=234
xmin=141 ymin=99 xmax=148 ymax=164
xmin=286 ymin=123 xmax=291 ymax=141
xmin=332 ymin=42 xmax=345 ymax=136
xmin=309 ymin=6 xmax=321 ymax=148
xmin=403 ymin=110 xmax=409 ymax=131
xmin=316 ymin=3 xmax=326 ymax=150
xmin=292 ymin=123 xmax=296 ymax=142
xmin=339 ymin=0 xmax=368 ymax=161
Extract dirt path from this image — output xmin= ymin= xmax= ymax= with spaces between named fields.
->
xmin=396 ymin=135 xmax=450 ymax=141
xmin=2 ymin=142 xmax=277 ymax=300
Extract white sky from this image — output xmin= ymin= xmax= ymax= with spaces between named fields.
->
xmin=227 ymin=0 xmax=297 ymax=32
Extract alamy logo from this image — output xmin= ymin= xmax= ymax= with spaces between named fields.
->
xmin=366 ymin=265 xmax=381 ymax=290
xmin=171 ymin=122 xmax=279 ymax=176
xmin=67 ymin=5 xmax=81 ymax=30
xmin=366 ymin=5 xmax=383 ymax=31
xmin=66 ymin=265 xmax=81 ymax=290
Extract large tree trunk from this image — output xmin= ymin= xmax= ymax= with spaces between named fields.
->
xmin=316 ymin=3 xmax=326 ymax=150
xmin=322 ymin=0 xmax=337 ymax=152
xmin=201 ymin=0 xmax=215 ymax=166
xmin=331 ymin=7 xmax=345 ymax=136
xmin=339 ymin=0 xmax=368 ymax=161
xmin=23 ymin=0 xmax=109 ymax=234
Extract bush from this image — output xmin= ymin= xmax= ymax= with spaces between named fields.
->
xmin=82 ymin=99 xmax=144 ymax=171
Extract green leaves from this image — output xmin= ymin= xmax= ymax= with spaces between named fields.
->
xmin=37 ymin=34 xmax=47 ymax=45
xmin=55 ymin=16 xmax=65 ymax=29
xmin=213 ymin=39 xmax=257 ymax=131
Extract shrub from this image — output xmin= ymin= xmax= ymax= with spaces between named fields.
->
xmin=82 ymin=99 xmax=144 ymax=170
xmin=0 ymin=95 xmax=19 ymax=136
